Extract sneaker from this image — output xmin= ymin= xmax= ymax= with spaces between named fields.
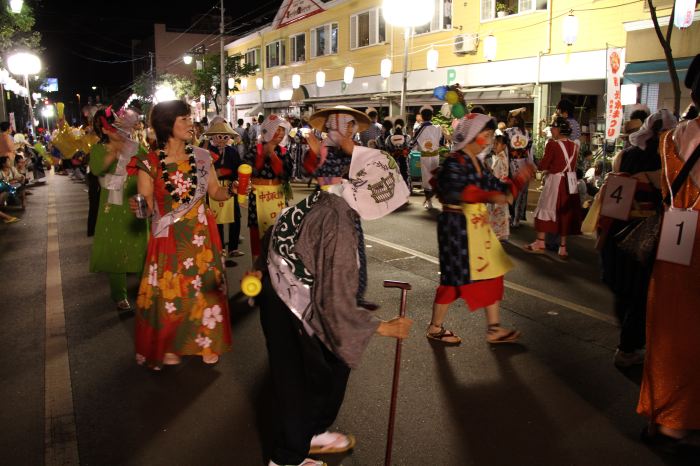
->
xmin=614 ymin=349 xmax=645 ymax=367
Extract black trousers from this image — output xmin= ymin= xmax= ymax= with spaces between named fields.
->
xmin=258 ymin=275 xmax=351 ymax=465
xmin=216 ymin=198 xmax=241 ymax=251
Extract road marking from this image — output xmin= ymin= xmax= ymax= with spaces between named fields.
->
xmin=364 ymin=234 xmax=617 ymax=325
xmin=45 ymin=179 xmax=80 ymax=465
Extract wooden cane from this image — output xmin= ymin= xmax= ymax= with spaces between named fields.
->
xmin=382 ymin=280 xmax=411 ymax=466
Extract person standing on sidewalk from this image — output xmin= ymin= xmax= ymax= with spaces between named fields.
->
xmin=504 ymin=108 xmax=532 ymax=228
xmin=426 ymin=114 xmax=533 ymax=345
xmin=255 ymin=141 xmax=412 ymax=466
xmin=130 ymin=100 xmax=233 ymax=369
xmin=89 ymin=107 xmax=148 ymax=311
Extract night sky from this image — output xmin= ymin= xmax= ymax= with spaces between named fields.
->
xmin=32 ymin=0 xmax=284 ymax=107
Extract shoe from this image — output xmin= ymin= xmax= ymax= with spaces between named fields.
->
xmin=3 ymin=216 xmax=19 ymax=224
xmin=309 ymin=431 xmax=356 ymax=454
xmin=557 ymin=247 xmax=569 ymax=261
xmin=225 ymin=259 xmax=238 ymax=268
xmin=202 ymin=354 xmax=219 ymax=365
xmin=163 ymin=353 xmax=181 ymax=365
xmin=614 ymin=349 xmax=645 ymax=367
xmin=523 ymin=242 xmax=545 ymax=254
xmin=486 ymin=324 xmax=521 ymax=344
xmin=116 ymin=299 xmax=131 ymax=311
xmin=229 ymin=249 xmax=245 ymax=257
xmin=423 ymin=199 xmax=433 ymax=210
xmin=357 ymin=299 xmax=380 ymax=311
xmin=426 ymin=324 xmax=462 ymax=345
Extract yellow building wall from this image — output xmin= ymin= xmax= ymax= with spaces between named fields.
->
xmin=227 ymin=0 xmax=683 ymax=90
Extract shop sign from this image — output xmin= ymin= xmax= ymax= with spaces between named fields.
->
xmin=274 ymin=0 xmax=325 ymax=29
xmin=605 ymin=48 xmax=625 ymax=141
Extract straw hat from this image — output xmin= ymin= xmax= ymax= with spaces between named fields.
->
xmin=309 ymin=106 xmax=370 ymax=132
xmin=365 ymin=106 xmax=378 ymax=115
xmin=204 ymin=121 xmax=236 ymax=136
xmin=622 ymin=118 xmax=643 ymax=135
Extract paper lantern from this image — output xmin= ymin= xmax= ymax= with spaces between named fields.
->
xmin=344 ymin=66 xmax=355 ymax=84
xmin=427 ymin=49 xmax=439 ymax=72
xmin=440 ymin=103 xmax=452 ymax=118
xmin=316 ymin=71 xmax=326 ymax=88
xmin=483 ymin=35 xmax=497 ymax=62
xmin=381 ymin=58 xmax=392 ymax=78
xmin=292 ymin=74 xmax=301 ymax=89
xmin=445 ymin=90 xmax=458 ymax=104
xmin=240 ymin=78 xmax=248 ymax=90
xmin=272 ymin=75 xmax=281 ymax=89
xmin=256 ymin=78 xmax=264 ymax=90
xmin=620 ymin=84 xmax=638 ymax=105
xmin=674 ymin=0 xmax=696 ymax=29
xmin=562 ymin=13 xmax=579 ymax=46
xmin=228 ymin=77 xmax=235 ymax=90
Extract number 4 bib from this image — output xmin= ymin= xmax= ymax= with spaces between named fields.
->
xmin=657 ymin=208 xmax=698 ymax=266
xmin=601 ymin=175 xmax=638 ymax=220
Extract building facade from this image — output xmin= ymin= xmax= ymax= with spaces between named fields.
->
xmin=225 ymin=0 xmax=698 ymax=137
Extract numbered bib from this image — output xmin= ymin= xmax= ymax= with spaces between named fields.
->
xmin=656 ymin=209 xmax=698 ymax=266
xmin=600 ymin=175 xmax=638 ymax=220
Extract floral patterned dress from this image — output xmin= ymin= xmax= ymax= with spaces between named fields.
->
xmin=132 ymin=151 xmax=231 ymax=368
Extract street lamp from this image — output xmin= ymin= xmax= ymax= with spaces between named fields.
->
xmin=9 ymin=0 xmax=23 ymax=13
xmin=382 ymin=0 xmax=434 ymax=118
xmin=7 ymin=52 xmax=41 ymax=135
xmin=41 ymin=105 xmax=54 ymax=131
xmin=183 ymin=54 xmax=193 ymax=65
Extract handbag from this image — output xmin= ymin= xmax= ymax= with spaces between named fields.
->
xmin=615 ymin=141 xmax=700 ymax=265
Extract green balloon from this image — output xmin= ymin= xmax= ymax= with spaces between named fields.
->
xmin=451 ymin=103 xmax=466 ymax=118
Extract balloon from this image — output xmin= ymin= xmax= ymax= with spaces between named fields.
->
xmin=432 ymin=86 xmax=448 ymax=100
xmin=451 ymin=103 xmax=466 ymax=118
xmin=56 ymin=102 xmax=65 ymax=119
xmin=440 ymin=103 xmax=452 ymax=118
xmin=445 ymin=91 xmax=459 ymax=105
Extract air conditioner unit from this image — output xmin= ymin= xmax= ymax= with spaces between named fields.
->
xmin=453 ymin=34 xmax=478 ymax=55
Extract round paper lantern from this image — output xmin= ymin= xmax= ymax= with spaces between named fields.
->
xmin=445 ymin=90 xmax=459 ymax=104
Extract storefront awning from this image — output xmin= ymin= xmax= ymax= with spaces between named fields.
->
xmin=623 ymin=57 xmax=694 ymax=84
xmin=244 ymin=103 xmax=263 ymax=117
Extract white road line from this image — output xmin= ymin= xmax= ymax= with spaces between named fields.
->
xmin=45 ymin=180 xmax=80 ymax=465
xmin=364 ymin=234 xmax=617 ymax=325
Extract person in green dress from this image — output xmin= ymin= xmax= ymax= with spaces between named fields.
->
xmin=89 ymin=107 xmax=148 ymax=311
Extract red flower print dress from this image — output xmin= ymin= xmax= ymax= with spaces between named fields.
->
xmin=132 ymin=152 xmax=231 ymax=368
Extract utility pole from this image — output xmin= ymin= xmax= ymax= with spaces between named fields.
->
xmin=220 ymin=0 xmax=226 ymax=117
xmin=149 ymin=52 xmax=155 ymax=99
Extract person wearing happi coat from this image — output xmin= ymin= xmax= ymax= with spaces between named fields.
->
xmin=410 ymin=105 xmax=444 ymax=209
xmin=243 ymin=114 xmax=293 ymax=258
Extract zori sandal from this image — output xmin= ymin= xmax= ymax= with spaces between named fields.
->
xmin=308 ymin=431 xmax=356 ymax=454
xmin=426 ymin=323 xmax=462 ymax=345
xmin=487 ymin=324 xmax=521 ymax=344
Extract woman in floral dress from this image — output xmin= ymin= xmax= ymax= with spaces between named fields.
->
xmin=130 ymin=100 xmax=234 ymax=369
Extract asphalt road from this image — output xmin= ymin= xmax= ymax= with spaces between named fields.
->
xmin=1 ymin=174 xmax=697 ymax=466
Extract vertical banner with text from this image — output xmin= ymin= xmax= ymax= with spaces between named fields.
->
xmin=605 ymin=48 xmax=625 ymax=142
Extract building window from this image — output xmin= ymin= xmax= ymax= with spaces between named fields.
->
xmin=311 ymin=22 xmax=338 ymax=58
xmin=414 ymin=0 xmax=453 ymax=35
xmin=481 ymin=0 xmax=547 ymax=22
xmin=290 ymin=33 xmax=306 ymax=62
xmin=350 ymin=8 xmax=386 ymax=49
xmin=265 ymin=40 xmax=286 ymax=68
xmin=245 ymin=48 xmax=261 ymax=69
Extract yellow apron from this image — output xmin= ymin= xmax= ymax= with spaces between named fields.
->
xmin=463 ymin=203 xmax=514 ymax=280
xmin=209 ymin=180 xmax=235 ymax=224
xmin=254 ymin=183 xmax=286 ymax=238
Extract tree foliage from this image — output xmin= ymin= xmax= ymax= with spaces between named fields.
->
xmin=0 ymin=3 xmax=42 ymax=69
xmin=192 ymin=53 xmax=257 ymax=114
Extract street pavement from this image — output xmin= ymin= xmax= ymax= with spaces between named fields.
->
xmin=1 ymin=173 xmax=698 ymax=466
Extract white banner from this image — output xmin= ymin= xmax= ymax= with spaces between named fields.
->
xmin=605 ymin=48 xmax=625 ymax=142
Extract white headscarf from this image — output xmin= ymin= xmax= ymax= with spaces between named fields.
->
xmin=324 ymin=113 xmax=358 ymax=148
xmin=451 ymin=113 xmax=495 ymax=152
xmin=259 ymin=114 xmax=291 ymax=146
xmin=629 ymin=109 xmax=677 ymax=150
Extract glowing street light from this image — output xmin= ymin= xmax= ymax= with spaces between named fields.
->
xmin=9 ymin=0 xmax=23 ymax=14
xmin=382 ymin=0 xmax=434 ymax=118
xmin=154 ymin=85 xmax=177 ymax=104
xmin=7 ymin=52 xmax=41 ymax=135
xmin=183 ymin=53 xmax=193 ymax=65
